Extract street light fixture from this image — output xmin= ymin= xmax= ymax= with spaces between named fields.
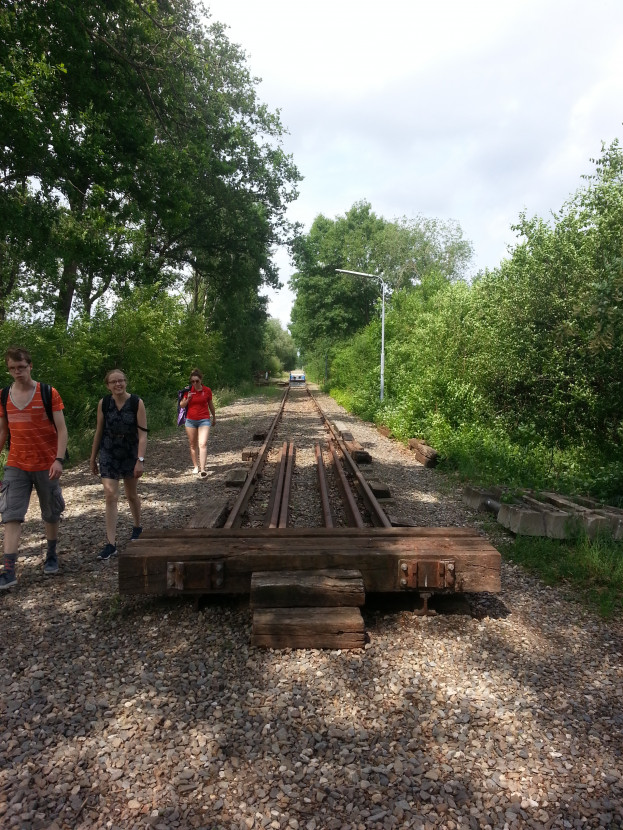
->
xmin=336 ymin=268 xmax=387 ymax=402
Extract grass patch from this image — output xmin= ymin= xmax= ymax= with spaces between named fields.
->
xmin=499 ymin=531 xmax=623 ymax=617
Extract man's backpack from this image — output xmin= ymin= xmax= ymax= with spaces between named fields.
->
xmin=177 ymin=387 xmax=191 ymax=427
xmin=1 ymin=383 xmax=69 ymax=459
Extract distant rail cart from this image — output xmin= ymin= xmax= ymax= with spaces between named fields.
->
xmin=289 ymin=371 xmax=306 ymax=386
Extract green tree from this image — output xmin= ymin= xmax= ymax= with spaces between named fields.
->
xmin=289 ymin=200 xmax=473 ymax=368
xmin=262 ymin=317 xmax=297 ymax=374
xmin=0 ymin=0 xmax=300 ymax=336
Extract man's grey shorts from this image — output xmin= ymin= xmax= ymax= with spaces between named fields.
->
xmin=0 ymin=466 xmax=66 ymax=524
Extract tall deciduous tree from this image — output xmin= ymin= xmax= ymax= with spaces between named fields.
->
xmin=0 ymin=0 xmax=300 ymax=335
xmin=289 ymin=200 xmax=472 ymax=363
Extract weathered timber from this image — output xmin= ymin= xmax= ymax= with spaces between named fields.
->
xmin=188 ymin=500 xmax=231 ymax=529
xmin=344 ymin=440 xmax=372 ymax=464
xmin=118 ymin=527 xmax=501 ymax=596
xmin=388 ymin=514 xmax=419 ymax=527
xmin=250 ymin=569 xmax=365 ymax=608
xmin=242 ymin=446 xmax=260 ymax=461
xmin=225 ymin=468 xmax=248 ymax=487
xmin=408 ymin=439 xmax=438 ymax=467
xmin=252 ymin=422 xmax=273 ymax=441
xmin=362 ymin=480 xmax=391 ymax=499
xmin=328 ymin=420 xmax=373 ymax=464
xmin=251 ymin=607 xmax=365 ymax=649
xmin=329 ymin=419 xmax=354 ymax=438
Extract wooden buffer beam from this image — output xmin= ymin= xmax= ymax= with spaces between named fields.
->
xmin=119 ymin=527 xmax=501 ymax=598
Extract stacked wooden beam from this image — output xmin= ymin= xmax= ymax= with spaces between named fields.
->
xmin=118 ymin=527 xmax=502 ymax=595
xmin=408 ymin=439 xmax=438 ymax=468
xmin=328 ymin=420 xmax=372 ymax=464
xmin=250 ymin=569 xmax=366 ymax=649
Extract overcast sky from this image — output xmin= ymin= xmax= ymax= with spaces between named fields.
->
xmin=202 ymin=0 xmax=623 ymax=327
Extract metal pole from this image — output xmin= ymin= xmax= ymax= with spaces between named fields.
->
xmin=380 ymin=279 xmax=385 ymax=402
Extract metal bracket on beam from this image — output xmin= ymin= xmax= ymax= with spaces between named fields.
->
xmin=166 ymin=560 xmax=225 ymax=591
xmin=398 ymin=559 xmax=456 ymax=590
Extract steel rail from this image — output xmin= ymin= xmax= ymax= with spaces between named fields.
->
xmin=278 ymin=443 xmax=295 ymax=528
xmin=315 ymin=442 xmax=334 ymax=528
xmin=267 ymin=441 xmax=289 ymax=528
xmin=333 ymin=433 xmax=392 ymax=528
xmin=308 ymin=390 xmax=392 ymax=528
xmin=225 ymin=387 xmax=290 ymax=528
xmin=328 ymin=439 xmax=365 ymax=528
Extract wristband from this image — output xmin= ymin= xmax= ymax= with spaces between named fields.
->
xmin=55 ymin=457 xmax=64 ymax=464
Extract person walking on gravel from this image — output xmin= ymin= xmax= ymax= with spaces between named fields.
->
xmin=178 ymin=369 xmax=215 ymax=478
xmin=90 ymin=369 xmax=148 ymax=561
xmin=0 ymin=347 xmax=68 ymax=590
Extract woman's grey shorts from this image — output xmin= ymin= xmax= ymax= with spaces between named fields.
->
xmin=0 ymin=466 xmax=66 ymax=524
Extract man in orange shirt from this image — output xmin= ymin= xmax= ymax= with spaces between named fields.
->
xmin=0 ymin=347 xmax=68 ymax=590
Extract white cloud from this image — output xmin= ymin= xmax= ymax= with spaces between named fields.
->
xmin=206 ymin=0 xmax=623 ymax=325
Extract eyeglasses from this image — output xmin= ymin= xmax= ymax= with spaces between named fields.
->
xmin=109 ymin=379 xmax=126 ymax=385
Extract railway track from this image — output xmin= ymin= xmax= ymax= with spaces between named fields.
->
xmin=120 ymin=385 xmax=501 ymax=648
xmin=224 ymin=385 xmax=391 ymax=530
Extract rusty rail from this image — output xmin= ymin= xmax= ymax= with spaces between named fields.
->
xmin=329 ymin=439 xmax=365 ymax=528
xmin=315 ymin=442 xmax=334 ymax=528
xmin=225 ymin=388 xmax=289 ymax=528
xmin=267 ymin=441 xmax=289 ymax=528
xmin=308 ymin=390 xmax=392 ymax=528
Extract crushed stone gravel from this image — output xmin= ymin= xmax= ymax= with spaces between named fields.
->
xmin=1 ymin=388 xmax=622 ymax=829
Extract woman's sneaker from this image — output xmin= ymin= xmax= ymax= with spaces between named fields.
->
xmin=0 ymin=571 xmax=17 ymax=590
xmin=130 ymin=526 xmax=143 ymax=541
xmin=97 ymin=543 xmax=117 ymax=561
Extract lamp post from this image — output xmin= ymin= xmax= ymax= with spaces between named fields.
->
xmin=336 ymin=269 xmax=387 ymax=402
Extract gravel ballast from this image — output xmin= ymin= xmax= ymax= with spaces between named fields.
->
xmin=1 ymin=389 xmax=622 ymax=829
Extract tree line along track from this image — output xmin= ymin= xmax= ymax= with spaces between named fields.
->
xmin=119 ymin=384 xmax=502 ymax=650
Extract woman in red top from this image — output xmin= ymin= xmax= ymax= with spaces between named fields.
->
xmin=179 ymin=369 xmax=216 ymax=478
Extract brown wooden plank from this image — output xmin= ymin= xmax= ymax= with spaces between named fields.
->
xmin=118 ymin=528 xmax=501 ymax=595
xmin=242 ymin=446 xmax=260 ymax=461
xmin=251 ymin=607 xmax=365 ymax=649
xmin=363 ymin=480 xmax=391 ymax=499
xmin=408 ymin=439 xmax=438 ymax=467
xmin=188 ymin=501 xmax=231 ymax=529
xmin=250 ymin=569 xmax=365 ymax=608
xmin=225 ymin=468 xmax=248 ymax=487
xmin=138 ymin=526 xmax=480 ymax=539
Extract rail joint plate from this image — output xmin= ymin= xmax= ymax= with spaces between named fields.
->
xmin=167 ymin=560 xmax=225 ymax=591
xmin=398 ymin=559 xmax=456 ymax=590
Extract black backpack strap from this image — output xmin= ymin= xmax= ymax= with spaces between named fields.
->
xmin=40 ymin=383 xmax=54 ymax=424
xmin=41 ymin=383 xmax=70 ymax=460
xmin=1 ymin=385 xmax=10 ymax=449
xmin=131 ymin=394 xmax=149 ymax=432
